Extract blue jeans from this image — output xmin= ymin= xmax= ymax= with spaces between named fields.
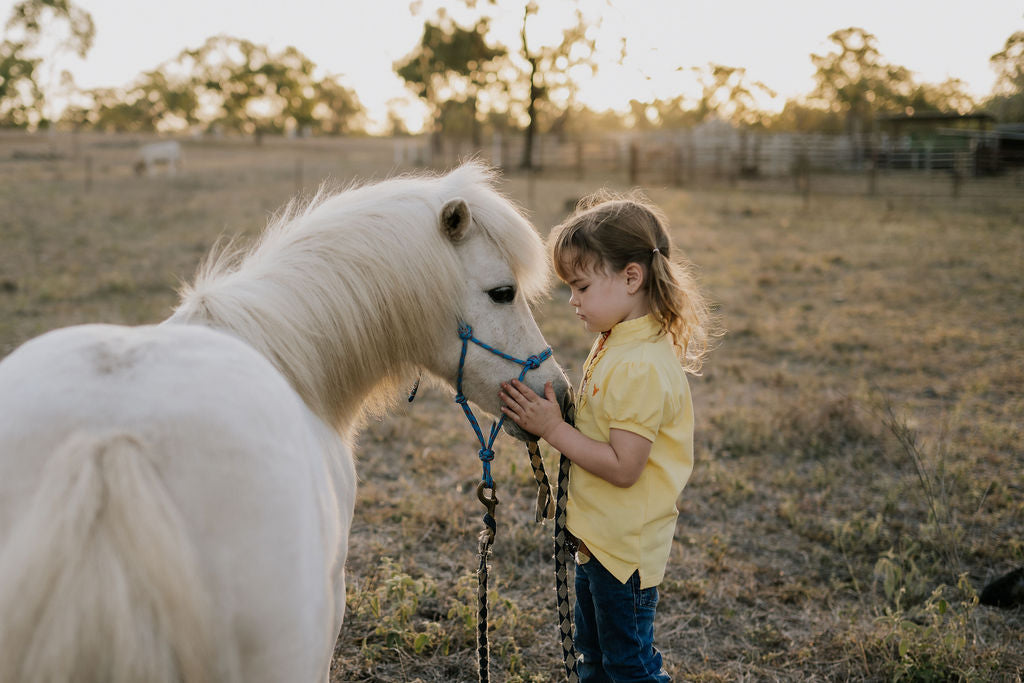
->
xmin=574 ymin=556 xmax=671 ymax=682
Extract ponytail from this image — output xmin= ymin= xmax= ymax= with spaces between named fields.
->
xmin=648 ymin=246 xmax=714 ymax=373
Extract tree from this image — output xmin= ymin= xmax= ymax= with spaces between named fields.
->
xmin=809 ymin=27 xmax=914 ymax=142
xmin=985 ymin=31 xmax=1024 ymax=122
xmin=187 ymin=36 xmax=310 ymax=138
xmin=906 ymin=78 xmax=976 ymax=115
xmin=645 ymin=96 xmax=702 ymax=130
xmin=0 ymin=43 xmax=41 ymax=127
xmin=70 ymin=36 xmax=364 ymax=136
xmin=64 ymin=87 xmax=159 ymax=132
xmin=692 ymin=63 xmax=775 ymax=127
xmin=395 ymin=11 xmax=505 ymax=147
xmin=765 ymin=99 xmax=844 ymax=134
xmin=516 ymin=2 xmax=597 ymax=168
xmin=990 ymin=31 xmax=1024 ymax=95
xmin=64 ymin=67 xmax=203 ymax=133
xmin=395 ymin=1 xmax=603 ymax=165
xmin=0 ymin=0 xmax=94 ymax=127
xmin=4 ymin=0 xmax=93 ymax=56
xmin=312 ymin=75 xmax=365 ymax=135
xmin=560 ymin=103 xmax=628 ymax=135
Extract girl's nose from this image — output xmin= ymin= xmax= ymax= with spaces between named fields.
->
xmin=568 ymin=290 xmax=578 ymax=306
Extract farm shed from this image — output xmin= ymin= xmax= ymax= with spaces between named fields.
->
xmin=874 ymin=111 xmax=998 ymax=174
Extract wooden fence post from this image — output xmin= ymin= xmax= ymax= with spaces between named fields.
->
xmin=526 ymin=167 xmax=536 ymax=211
xmin=868 ymin=152 xmax=877 ymax=196
xmin=671 ymin=144 xmax=683 ymax=187
xmin=491 ymin=132 xmax=503 ymax=170
xmin=688 ymin=136 xmax=696 ymax=185
xmin=951 ymin=152 xmax=962 ymax=199
xmin=791 ymin=151 xmax=811 ymax=207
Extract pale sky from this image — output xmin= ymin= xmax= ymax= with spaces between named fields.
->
xmin=4 ymin=0 xmax=1021 ymax=132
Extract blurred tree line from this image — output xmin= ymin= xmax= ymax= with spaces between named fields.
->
xmin=0 ymin=0 xmax=364 ymax=134
xmin=0 ymin=0 xmax=93 ymax=128
xmin=60 ymin=36 xmax=365 ymax=137
xmin=395 ymin=2 xmax=1024 ymax=162
xmin=1 ymin=0 xmax=1022 ymax=144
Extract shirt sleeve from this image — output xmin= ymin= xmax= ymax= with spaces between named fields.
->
xmin=602 ymin=360 xmax=665 ymax=442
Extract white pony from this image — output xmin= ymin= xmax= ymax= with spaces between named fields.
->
xmin=134 ymin=140 xmax=182 ymax=176
xmin=0 ymin=162 xmax=571 ymax=683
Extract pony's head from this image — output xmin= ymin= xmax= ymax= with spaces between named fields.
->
xmin=171 ymin=162 xmax=570 ymax=440
xmin=418 ymin=165 xmax=572 ymax=441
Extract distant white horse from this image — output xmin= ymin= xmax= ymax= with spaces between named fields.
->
xmin=0 ymin=162 xmax=570 ymax=683
xmin=134 ymin=140 xmax=182 ymax=176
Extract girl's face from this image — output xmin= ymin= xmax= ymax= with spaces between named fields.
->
xmin=563 ymin=259 xmax=649 ymax=333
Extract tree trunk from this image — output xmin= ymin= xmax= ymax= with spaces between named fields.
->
xmin=521 ymin=58 xmax=539 ymax=170
xmin=469 ymin=94 xmax=481 ymax=149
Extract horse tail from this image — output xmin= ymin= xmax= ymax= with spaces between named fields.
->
xmin=0 ymin=431 xmax=230 ymax=683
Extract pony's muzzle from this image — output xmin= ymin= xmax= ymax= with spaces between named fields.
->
xmin=502 ymin=373 xmax=573 ymax=443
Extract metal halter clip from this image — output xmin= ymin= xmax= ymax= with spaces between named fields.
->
xmin=476 ymin=480 xmax=499 ymax=518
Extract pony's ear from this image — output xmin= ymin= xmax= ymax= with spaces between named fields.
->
xmin=440 ymin=198 xmax=471 ymax=242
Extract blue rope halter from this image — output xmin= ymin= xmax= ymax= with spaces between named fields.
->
xmin=452 ymin=322 xmax=552 ymax=491
xmin=431 ymin=321 xmax=553 ymax=683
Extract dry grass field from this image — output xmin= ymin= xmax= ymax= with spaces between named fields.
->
xmin=1 ymin=132 xmax=1022 ymax=681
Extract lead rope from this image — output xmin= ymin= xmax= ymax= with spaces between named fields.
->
xmin=478 ymin=328 xmax=607 ymax=683
xmin=546 ymin=332 xmax=608 ymax=682
xmin=476 ymin=482 xmax=497 ymax=683
xmin=525 ymin=440 xmax=555 ymax=522
xmin=526 ymin=437 xmax=580 ymax=683
xmin=415 ymin=322 xmax=582 ymax=682
xmin=485 ymin=330 xmax=603 ymax=683
xmin=441 ymin=322 xmax=552 ymax=683
xmin=554 ymin=451 xmax=580 ymax=683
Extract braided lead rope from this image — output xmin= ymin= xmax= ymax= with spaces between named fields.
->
xmin=548 ymin=322 xmax=604 ymax=681
xmin=447 ymin=322 xmax=552 ymax=683
xmin=525 ymin=430 xmax=579 ymax=682
xmin=525 ymin=440 xmax=556 ymax=522
xmin=477 ymin=530 xmax=493 ymax=683
xmin=476 ymin=484 xmax=497 ymax=683
xmin=554 ymin=452 xmax=580 ymax=682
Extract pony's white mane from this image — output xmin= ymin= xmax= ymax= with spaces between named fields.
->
xmin=170 ymin=162 xmax=547 ymax=433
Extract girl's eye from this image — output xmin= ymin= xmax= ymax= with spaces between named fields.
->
xmin=487 ymin=286 xmax=516 ymax=304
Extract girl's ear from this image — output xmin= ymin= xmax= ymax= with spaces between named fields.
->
xmin=624 ymin=262 xmax=645 ymax=294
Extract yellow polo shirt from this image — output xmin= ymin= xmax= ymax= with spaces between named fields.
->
xmin=567 ymin=314 xmax=694 ymax=588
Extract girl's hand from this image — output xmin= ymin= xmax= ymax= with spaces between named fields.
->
xmin=499 ymin=379 xmax=564 ymax=439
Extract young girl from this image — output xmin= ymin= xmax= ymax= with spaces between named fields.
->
xmin=499 ymin=192 xmax=713 ymax=682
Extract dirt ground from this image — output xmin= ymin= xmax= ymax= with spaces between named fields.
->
xmin=1 ymin=132 xmax=1022 ymax=681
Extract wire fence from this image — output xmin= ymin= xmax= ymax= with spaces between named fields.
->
xmin=3 ymin=128 xmax=1022 ymax=206
xmin=395 ymin=129 xmax=1024 ymax=204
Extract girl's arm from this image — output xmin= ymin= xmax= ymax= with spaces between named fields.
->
xmin=500 ymin=379 xmax=652 ymax=488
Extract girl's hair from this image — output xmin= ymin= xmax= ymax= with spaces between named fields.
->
xmin=550 ymin=190 xmax=716 ymax=373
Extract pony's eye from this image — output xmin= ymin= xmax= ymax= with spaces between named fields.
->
xmin=487 ymin=286 xmax=516 ymax=304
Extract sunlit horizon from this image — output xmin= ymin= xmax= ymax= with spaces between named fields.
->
xmin=3 ymin=0 xmax=1021 ymax=134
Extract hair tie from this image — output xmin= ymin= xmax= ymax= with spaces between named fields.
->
xmin=652 ymin=248 xmax=660 ymax=255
